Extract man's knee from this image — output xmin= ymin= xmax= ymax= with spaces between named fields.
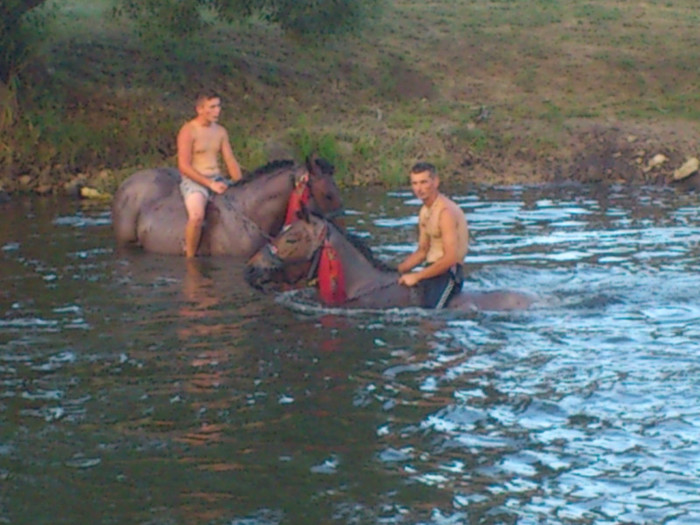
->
xmin=185 ymin=193 xmax=208 ymax=225
xmin=187 ymin=214 xmax=205 ymax=227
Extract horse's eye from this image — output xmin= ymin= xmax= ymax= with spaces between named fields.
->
xmin=325 ymin=194 xmax=334 ymax=201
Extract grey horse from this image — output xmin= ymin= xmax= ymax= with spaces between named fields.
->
xmin=246 ymin=207 xmax=534 ymax=312
xmin=111 ymin=157 xmax=343 ymax=257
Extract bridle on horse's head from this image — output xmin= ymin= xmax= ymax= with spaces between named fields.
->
xmin=291 ymin=167 xmax=310 ymax=191
xmin=256 ymin=219 xmax=329 ymax=279
xmin=268 ymin=218 xmax=347 ymax=304
xmin=289 ymin=165 xmax=344 ymax=221
xmin=285 ymin=170 xmax=312 ymax=226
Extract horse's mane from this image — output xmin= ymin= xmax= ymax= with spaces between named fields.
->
xmin=229 ymin=159 xmax=295 ymax=188
xmin=327 ymin=219 xmax=394 ymax=273
xmin=249 ymin=159 xmax=295 ymax=178
xmin=231 ymin=158 xmax=335 ymax=188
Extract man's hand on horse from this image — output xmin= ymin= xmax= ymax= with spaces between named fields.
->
xmin=210 ymin=180 xmax=229 ymax=194
xmin=398 ymin=273 xmax=420 ymax=287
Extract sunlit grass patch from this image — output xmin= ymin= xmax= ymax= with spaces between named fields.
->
xmin=572 ymin=3 xmax=622 ymax=24
xmin=4 ymin=0 xmax=700 ymax=187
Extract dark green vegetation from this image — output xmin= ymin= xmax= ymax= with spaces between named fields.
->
xmin=2 ymin=0 xmax=699 ymax=194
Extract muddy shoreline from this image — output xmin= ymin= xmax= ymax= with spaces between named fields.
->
xmin=2 ymin=120 xmax=698 ymax=198
xmin=453 ymin=120 xmax=700 ymax=191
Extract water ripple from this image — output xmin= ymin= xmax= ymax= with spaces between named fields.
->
xmin=2 ymin=188 xmax=700 ymax=524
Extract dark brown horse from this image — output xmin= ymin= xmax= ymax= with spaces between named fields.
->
xmin=111 ymin=157 xmax=343 ymax=257
xmin=245 ymin=209 xmax=534 ymax=311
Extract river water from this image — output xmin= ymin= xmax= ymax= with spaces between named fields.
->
xmin=1 ymin=184 xmax=699 ymax=525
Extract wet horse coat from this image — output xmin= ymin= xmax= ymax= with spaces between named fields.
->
xmin=245 ymin=211 xmax=534 ymax=312
xmin=111 ymin=159 xmax=343 ymax=257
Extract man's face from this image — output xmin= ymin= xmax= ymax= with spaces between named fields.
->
xmin=197 ymin=97 xmax=222 ymax=123
xmin=409 ymin=170 xmax=439 ymax=202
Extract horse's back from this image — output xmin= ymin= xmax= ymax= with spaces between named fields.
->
xmin=110 ymin=159 xmax=339 ymax=257
xmin=111 ymin=168 xmax=181 ymax=245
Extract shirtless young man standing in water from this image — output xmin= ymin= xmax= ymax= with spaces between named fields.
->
xmin=397 ymin=162 xmax=470 ymax=308
xmin=177 ymin=91 xmax=242 ymax=258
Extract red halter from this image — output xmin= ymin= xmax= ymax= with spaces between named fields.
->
xmin=284 ymin=173 xmax=311 ymax=226
xmin=318 ymin=237 xmax=347 ymax=306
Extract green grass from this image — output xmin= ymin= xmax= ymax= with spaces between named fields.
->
xmin=2 ymin=0 xmax=700 ymax=190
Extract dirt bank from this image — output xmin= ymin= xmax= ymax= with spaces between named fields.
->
xmin=453 ymin=119 xmax=700 ymax=189
xmin=1 ymin=119 xmax=698 ymax=198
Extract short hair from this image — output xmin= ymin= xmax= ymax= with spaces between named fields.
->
xmin=410 ymin=162 xmax=437 ymax=177
xmin=195 ymin=90 xmax=221 ymax=106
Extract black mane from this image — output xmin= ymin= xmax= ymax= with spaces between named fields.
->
xmin=230 ymin=158 xmax=335 ymax=189
xmin=327 ymin=219 xmax=394 ymax=273
xmin=249 ymin=159 xmax=296 ymax=178
xmin=229 ymin=159 xmax=296 ymax=188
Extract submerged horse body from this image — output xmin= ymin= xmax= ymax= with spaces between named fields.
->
xmin=111 ymin=158 xmax=343 ymax=257
xmin=245 ymin=210 xmax=534 ymax=312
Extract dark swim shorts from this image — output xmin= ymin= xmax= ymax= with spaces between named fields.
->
xmin=419 ymin=264 xmax=464 ymax=309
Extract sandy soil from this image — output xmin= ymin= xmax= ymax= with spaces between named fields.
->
xmin=452 ymin=119 xmax=700 ymax=189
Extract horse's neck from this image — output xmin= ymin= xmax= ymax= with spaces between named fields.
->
xmin=330 ymin=229 xmax=396 ymax=297
xmin=228 ymin=172 xmax=292 ymax=228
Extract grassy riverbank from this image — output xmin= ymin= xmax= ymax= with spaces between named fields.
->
xmin=2 ymin=0 xmax=700 ymax=194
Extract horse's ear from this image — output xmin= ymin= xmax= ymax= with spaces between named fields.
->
xmin=306 ymin=154 xmax=334 ymax=179
xmin=306 ymin=153 xmax=320 ymax=179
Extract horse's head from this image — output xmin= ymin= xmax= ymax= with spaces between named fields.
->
xmin=245 ymin=207 xmax=327 ymax=291
xmin=247 ymin=205 xmax=394 ymax=305
xmin=305 ymin=155 xmax=344 ymax=219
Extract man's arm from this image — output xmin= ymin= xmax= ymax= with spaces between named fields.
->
xmin=397 ymin=224 xmax=429 ymax=274
xmin=220 ymin=129 xmax=242 ymax=182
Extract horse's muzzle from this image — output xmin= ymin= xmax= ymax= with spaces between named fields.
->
xmin=245 ymin=244 xmax=284 ymax=291
xmin=244 ymin=264 xmax=271 ymax=291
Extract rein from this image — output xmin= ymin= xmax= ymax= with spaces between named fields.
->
xmin=295 ymin=222 xmax=330 ymax=285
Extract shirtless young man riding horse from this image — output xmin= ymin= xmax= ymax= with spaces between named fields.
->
xmin=397 ymin=162 xmax=470 ymax=308
xmin=177 ymin=91 xmax=242 ymax=258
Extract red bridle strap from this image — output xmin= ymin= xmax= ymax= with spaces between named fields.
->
xmin=284 ymin=173 xmax=311 ymax=226
xmin=318 ymin=235 xmax=347 ymax=306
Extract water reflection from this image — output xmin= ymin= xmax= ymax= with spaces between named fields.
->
xmin=0 ymin=186 xmax=699 ymax=524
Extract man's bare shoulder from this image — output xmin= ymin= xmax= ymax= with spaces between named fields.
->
xmin=438 ymin=195 xmax=466 ymax=221
xmin=211 ymin=123 xmax=229 ymax=137
xmin=178 ymin=120 xmax=197 ymax=137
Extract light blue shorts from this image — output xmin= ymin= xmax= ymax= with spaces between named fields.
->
xmin=179 ymin=174 xmax=226 ymax=200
